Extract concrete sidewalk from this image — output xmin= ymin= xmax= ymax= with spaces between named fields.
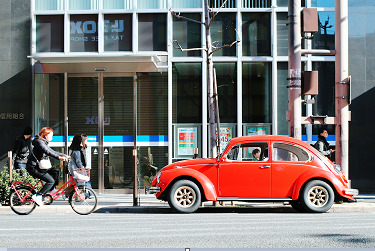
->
xmin=1 ymin=193 xmax=374 ymax=214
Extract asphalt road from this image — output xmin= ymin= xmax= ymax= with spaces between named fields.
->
xmin=1 ymin=210 xmax=374 ymax=248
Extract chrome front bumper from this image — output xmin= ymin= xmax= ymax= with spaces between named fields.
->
xmin=145 ymin=186 xmax=161 ymax=194
xmin=345 ymin=189 xmax=359 ymax=196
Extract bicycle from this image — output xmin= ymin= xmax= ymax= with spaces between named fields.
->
xmin=9 ymin=168 xmax=98 ymax=215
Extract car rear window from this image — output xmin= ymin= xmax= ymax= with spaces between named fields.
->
xmin=273 ymin=142 xmax=310 ymax=162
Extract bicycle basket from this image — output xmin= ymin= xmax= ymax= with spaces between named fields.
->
xmin=73 ymin=168 xmax=90 ymax=183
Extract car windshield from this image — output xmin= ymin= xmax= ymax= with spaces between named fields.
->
xmin=218 ymin=139 xmax=232 ymax=159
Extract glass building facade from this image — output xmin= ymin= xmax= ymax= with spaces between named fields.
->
xmin=28 ymin=0 xmax=355 ymax=193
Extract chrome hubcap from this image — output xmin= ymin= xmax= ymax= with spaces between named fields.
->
xmin=174 ymin=186 xmax=196 ymax=208
xmin=308 ymin=185 xmax=329 ymax=207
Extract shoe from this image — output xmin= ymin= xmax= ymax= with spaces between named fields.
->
xmin=48 ymin=188 xmax=58 ymax=195
xmin=32 ymin=194 xmax=44 ymax=206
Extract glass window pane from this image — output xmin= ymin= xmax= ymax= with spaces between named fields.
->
xmin=312 ymin=12 xmax=335 ymax=50
xmin=103 ymin=0 xmax=132 ymax=9
xmin=69 ymin=0 xmax=98 ymax=10
xmin=211 ymin=13 xmax=237 ymax=56
xmin=277 ymin=12 xmax=288 ymax=56
xmin=138 ymin=14 xmax=167 ymax=51
xmin=35 ymin=0 xmax=64 ymax=10
xmin=277 ymin=62 xmax=288 ymax=135
xmin=276 ymin=0 xmax=305 ymax=7
xmin=242 ymin=13 xmax=271 ymax=56
xmin=215 ymin=63 xmax=237 ymax=123
xmin=137 ymin=73 xmax=168 ymax=135
xmin=172 ymin=63 xmax=202 ymax=123
xmin=137 ymin=0 xmax=166 ymax=9
xmin=34 ymin=74 xmax=65 ymax=135
xmin=312 ymin=62 xmax=335 ymax=117
xmin=173 ymin=13 xmax=202 ymax=57
xmin=36 ymin=15 xmax=64 ymax=52
xmin=104 ymin=14 xmax=132 ymax=51
xmin=311 ymin=0 xmax=334 ymax=7
xmin=70 ymin=15 xmax=98 ymax=52
xmin=242 ymin=62 xmax=271 ymax=123
xmin=209 ymin=0 xmax=236 ymax=8
xmin=172 ymin=0 xmax=202 ymax=8
xmin=67 ymin=77 xmax=98 ymax=136
xmin=103 ymin=77 xmax=133 ymax=135
xmin=242 ymin=0 xmax=270 ymax=8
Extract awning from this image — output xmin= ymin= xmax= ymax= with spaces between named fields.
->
xmin=28 ymin=54 xmax=168 ymax=73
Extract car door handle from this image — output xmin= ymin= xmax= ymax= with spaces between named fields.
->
xmin=259 ymin=165 xmax=270 ymax=169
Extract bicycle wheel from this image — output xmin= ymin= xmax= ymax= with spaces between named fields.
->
xmin=10 ymin=186 xmax=36 ymax=215
xmin=69 ymin=186 xmax=98 ymax=215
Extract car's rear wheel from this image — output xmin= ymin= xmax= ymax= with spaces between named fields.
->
xmin=300 ymin=180 xmax=334 ymax=213
xmin=168 ymin=180 xmax=201 ymax=213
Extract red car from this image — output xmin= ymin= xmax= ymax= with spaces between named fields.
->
xmin=146 ymin=135 xmax=358 ymax=213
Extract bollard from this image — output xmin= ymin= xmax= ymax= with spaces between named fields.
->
xmin=8 ymin=151 xmax=12 ymax=181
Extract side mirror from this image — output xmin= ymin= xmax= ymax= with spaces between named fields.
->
xmin=220 ymin=154 xmax=227 ymax=162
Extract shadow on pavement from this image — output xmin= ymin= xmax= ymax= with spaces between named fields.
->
xmin=94 ymin=206 xmax=300 ymax=214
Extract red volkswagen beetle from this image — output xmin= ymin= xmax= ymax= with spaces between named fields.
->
xmin=146 ymin=135 xmax=358 ymax=213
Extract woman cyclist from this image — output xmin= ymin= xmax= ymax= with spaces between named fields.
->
xmin=26 ymin=127 xmax=69 ymax=206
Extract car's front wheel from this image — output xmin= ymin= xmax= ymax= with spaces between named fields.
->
xmin=168 ymin=180 xmax=201 ymax=213
xmin=300 ymin=180 xmax=334 ymax=213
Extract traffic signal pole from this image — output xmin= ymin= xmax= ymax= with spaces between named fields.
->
xmin=335 ymin=0 xmax=350 ymax=181
xmin=287 ymin=0 xmax=302 ymax=140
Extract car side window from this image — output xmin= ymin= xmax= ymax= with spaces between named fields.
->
xmin=273 ymin=142 xmax=310 ymax=162
xmin=226 ymin=142 xmax=269 ymax=161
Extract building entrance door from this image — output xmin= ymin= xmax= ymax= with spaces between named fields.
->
xmin=67 ymin=73 xmax=135 ymax=192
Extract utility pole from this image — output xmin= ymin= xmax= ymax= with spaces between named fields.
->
xmin=287 ymin=0 xmax=302 ymax=140
xmin=335 ymin=0 xmax=349 ymax=181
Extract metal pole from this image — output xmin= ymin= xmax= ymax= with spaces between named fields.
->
xmin=98 ymin=73 xmax=104 ymax=193
xmin=213 ymin=68 xmax=221 ymax=155
xmin=64 ymin=72 xmax=68 ymax=182
xmin=8 ymin=151 xmax=12 ymax=181
xmin=335 ymin=0 xmax=349 ymax=181
xmin=287 ymin=0 xmax=302 ymax=140
xmin=133 ymin=74 xmax=139 ymax=206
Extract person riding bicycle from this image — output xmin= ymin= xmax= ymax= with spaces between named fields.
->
xmin=26 ymin=127 xmax=69 ymax=206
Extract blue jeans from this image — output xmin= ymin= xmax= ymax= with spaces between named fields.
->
xmin=14 ymin=163 xmax=26 ymax=170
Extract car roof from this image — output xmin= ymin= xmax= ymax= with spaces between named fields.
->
xmin=230 ymin=135 xmax=308 ymax=146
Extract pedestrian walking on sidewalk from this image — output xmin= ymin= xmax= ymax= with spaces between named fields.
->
xmin=67 ymin=134 xmax=92 ymax=193
xmin=314 ymin=128 xmax=335 ymax=160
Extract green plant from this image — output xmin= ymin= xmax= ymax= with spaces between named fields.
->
xmin=0 ymin=166 xmax=42 ymax=205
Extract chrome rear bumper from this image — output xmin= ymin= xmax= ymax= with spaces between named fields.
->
xmin=345 ymin=189 xmax=359 ymax=196
xmin=145 ymin=186 xmax=161 ymax=194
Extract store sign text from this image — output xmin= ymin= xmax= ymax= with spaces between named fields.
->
xmin=70 ymin=20 xmax=125 ymax=42
xmin=0 ymin=113 xmax=24 ymax=120
xmin=85 ymin=117 xmax=111 ymax=125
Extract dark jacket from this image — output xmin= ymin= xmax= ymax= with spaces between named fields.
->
xmin=26 ymin=135 xmax=65 ymax=171
xmin=12 ymin=135 xmax=30 ymax=164
xmin=314 ymin=135 xmax=332 ymax=157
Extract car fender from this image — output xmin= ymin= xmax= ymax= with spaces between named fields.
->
xmin=158 ymin=168 xmax=217 ymax=200
xmin=291 ymin=169 xmax=346 ymax=200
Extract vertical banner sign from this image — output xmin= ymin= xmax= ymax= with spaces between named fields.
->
xmin=219 ymin=127 xmax=232 ymax=154
xmin=178 ymin=128 xmax=197 ymax=155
